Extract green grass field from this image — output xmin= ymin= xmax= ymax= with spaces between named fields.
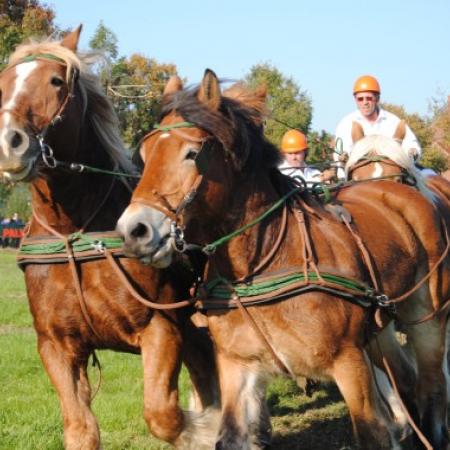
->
xmin=0 ymin=250 xmax=352 ymax=449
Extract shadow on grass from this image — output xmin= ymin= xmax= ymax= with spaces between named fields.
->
xmin=268 ymin=381 xmax=343 ymax=416
xmin=268 ymin=382 xmax=354 ymax=449
xmin=272 ymin=416 xmax=354 ymax=450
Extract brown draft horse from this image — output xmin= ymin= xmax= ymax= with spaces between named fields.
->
xmin=346 ymin=120 xmax=450 ymax=209
xmin=117 ymin=70 xmax=450 ymax=449
xmin=0 ymin=28 xmax=219 ymax=449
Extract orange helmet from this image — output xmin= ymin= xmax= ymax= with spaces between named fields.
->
xmin=353 ymin=75 xmax=380 ymax=94
xmin=281 ymin=129 xmax=308 ymax=153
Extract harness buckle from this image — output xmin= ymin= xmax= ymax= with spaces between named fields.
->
xmin=38 ymin=136 xmax=57 ymax=169
xmin=70 ymin=163 xmax=85 ymax=173
xmin=375 ymin=293 xmax=396 ymax=315
xmin=91 ymin=240 xmax=105 ymax=253
xmin=170 ymin=221 xmax=187 ymax=253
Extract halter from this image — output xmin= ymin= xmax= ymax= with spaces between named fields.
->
xmin=0 ymin=53 xmax=79 ymax=168
xmin=132 ymin=121 xmax=211 ymax=252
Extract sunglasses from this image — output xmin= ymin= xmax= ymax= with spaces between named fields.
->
xmin=356 ymin=96 xmax=377 ymax=102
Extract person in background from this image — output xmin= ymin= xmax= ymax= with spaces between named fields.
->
xmin=334 ymin=75 xmax=421 ymax=178
xmin=10 ymin=212 xmax=24 ymax=248
xmin=1 ymin=216 xmax=11 ymax=248
xmin=279 ymin=129 xmax=334 ymax=187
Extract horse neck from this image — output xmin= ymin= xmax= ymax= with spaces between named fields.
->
xmin=28 ymin=126 xmax=131 ymax=236
xmin=206 ymin=169 xmax=290 ymax=280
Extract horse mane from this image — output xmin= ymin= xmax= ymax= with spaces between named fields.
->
xmin=345 ymin=134 xmax=436 ymax=203
xmin=8 ymin=39 xmax=134 ymax=174
xmin=160 ymin=82 xmax=282 ymax=171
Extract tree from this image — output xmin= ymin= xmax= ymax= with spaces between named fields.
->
xmin=244 ymin=63 xmax=312 ymax=147
xmin=89 ymin=21 xmax=118 ymax=61
xmin=307 ymin=130 xmax=335 ymax=166
xmin=382 ymin=102 xmax=448 ymax=172
xmin=4 ymin=184 xmax=31 ymax=219
xmin=88 ymin=21 xmax=118 ymax=86
xmin=107 ymin=54 xmax=177 ymax=147
xmin=0 ymin=0 xmax=56 ymax=69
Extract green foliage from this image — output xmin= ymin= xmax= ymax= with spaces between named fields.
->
xmin=307 ymin=130 xmax=335 ymax=165
xmin=107 ymin=54 xmax=177 ymax=147
xmin=3 ymin=184 xmax=31 ymax=220
xmin=0 ymin=0 xmax=56 ymax=69
xmin=430 ymin=94 xmax=450 ymax=152
xmin=421 ymin=145 xmax=449 ymax=173
xmin=89 ymin=21 xmax=118 ymax=61
xmin=382 ymin=101 xmax=449 ymax=172
xmin=245 ymin=63 xmax=312 ymax=147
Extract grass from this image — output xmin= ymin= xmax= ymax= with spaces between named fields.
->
xmin=0 ymin=250 xmax=353 ymax=449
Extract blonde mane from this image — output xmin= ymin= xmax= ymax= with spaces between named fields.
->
xmin=345 ymin=134 xmax=436 ymax=203
xmin=8 ymin=38 xmax=134 ymax=174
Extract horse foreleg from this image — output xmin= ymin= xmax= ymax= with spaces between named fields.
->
xmin=38 ymin=336 xmax=99 ymax=450
xmin=181 ymin=311 xmax=220 ymax=412
xmin=215 ymin=352 xmax=271 ymax=450
xmin=331 ymin=345 xmax=396 ymax=449
xmin=140 ymin=312 xmax=185 ymax=444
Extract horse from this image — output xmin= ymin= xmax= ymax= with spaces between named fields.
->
xmin=117 ymin=69 xmax=450 ymax=449
xmin=0 ymin=28 xmax=219 ymax=450
xmin=345 ymin=120 xmax=450 ymax=207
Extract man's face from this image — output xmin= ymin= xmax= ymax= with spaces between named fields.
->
xmin=354 ymin=91 xmax=379 ymax=118
xmin=285 ymin=150 xmax=306 ymax=167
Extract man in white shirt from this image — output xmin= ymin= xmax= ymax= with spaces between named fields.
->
xmin=279 ymin=129 xmax=331 ymax=187
xmin=334 ymin=75 xmax=421 ymax=178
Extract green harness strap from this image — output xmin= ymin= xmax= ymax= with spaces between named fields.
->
xmin=19 ymin=231 xmax=123 ymax=256
xmin=205 ymin=271 xmax=372 ymax=300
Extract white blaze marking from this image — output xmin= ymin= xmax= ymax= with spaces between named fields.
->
xmin=372 ymin=162 xmax=384 ymax=178
xmin=1 ymin=62 xmax=37 ymax=157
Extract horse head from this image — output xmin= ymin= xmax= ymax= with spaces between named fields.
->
xmin=0 ymin=27 xmax=86 ymax=181
xmin=0 ymin=26 xmax=131 ymax=184
xmin=117 ymin=69 xmax=280 ymax=266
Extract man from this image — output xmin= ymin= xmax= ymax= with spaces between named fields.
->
xmin=334 ymin=75 xmax=421 ymax=177
xmin=279 ymin=129 xmax=333 ymax=186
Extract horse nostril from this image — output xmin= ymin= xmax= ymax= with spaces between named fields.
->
xmin=10 ymin=131 xmax=23 ymax=149
xmin=130 ymin=222 xmax=149 ymax=239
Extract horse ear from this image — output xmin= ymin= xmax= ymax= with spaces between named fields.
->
xmin=198 ymin=69 xmax=221 ymax=111
xmin=61 ymin=25 xmax=82 ymax=52
xmin=393 ymin=120 xmax=406 ymax=141
xmin=253 ymin=84 xmax=267 ymax=101
xmin=163 ymin=75 xmax=183 ymax=96
xmin=351 ymin=121 xmax=365 ymax=143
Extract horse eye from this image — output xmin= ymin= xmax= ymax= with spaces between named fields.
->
xmin=185 ymin=149 xmax=199 ymax=161
xmin=51 ymin=77 xmax=64 ymax=87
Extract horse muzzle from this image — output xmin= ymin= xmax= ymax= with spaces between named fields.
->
xmin=116 ymin=203 xmax=175 ymax=268
xmin=0 ymin=126 xmax=38 ymax=181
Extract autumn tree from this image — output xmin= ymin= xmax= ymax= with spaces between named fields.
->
xmin=88 ymin=22 xmax=177 ymax=147
xmin=0 ymin=0 xmax=57 ymax=69
xmin=244 ymin=63 xmax=312 ymax=147
xmin=382 ymin=102 xmax=448 ymax=172
xmin=107 ymin=54 xmax=177 ymax=147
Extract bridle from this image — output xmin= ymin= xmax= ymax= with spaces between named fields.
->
xmin=131 ymin=121 xmax=212 ymax=252
xmin=0 ymin=53 xmax=79 ymax=169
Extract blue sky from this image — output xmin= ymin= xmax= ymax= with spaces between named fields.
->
xmin=50 ymin=0 xmax=449 ymax=133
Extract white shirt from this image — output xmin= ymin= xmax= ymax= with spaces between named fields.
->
xmin=278 ymin=161 xmax=322 ymax=187
xmin=335 ymin=108 xmax=421 ymax=159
